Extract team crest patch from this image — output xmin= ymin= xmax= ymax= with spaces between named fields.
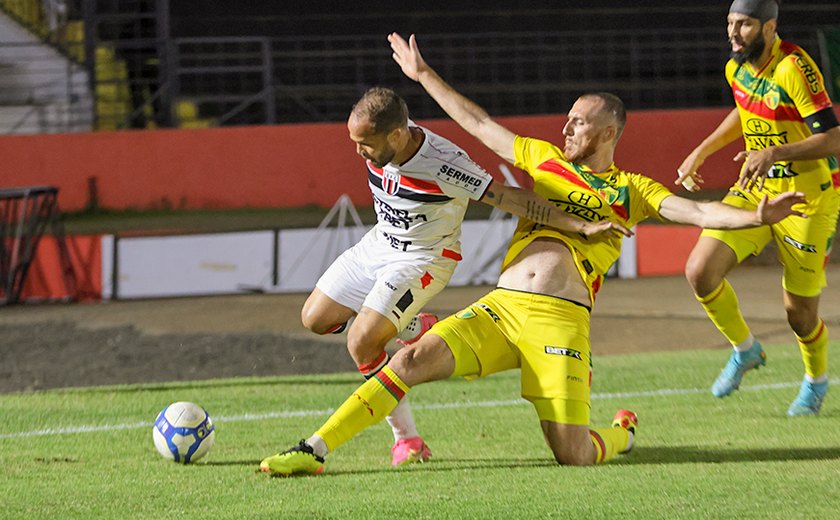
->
xmin=382 ymin=168 xmax=401 ymax=196
xmin=456 ymin=308 xmax=477 ymax=319
xmin=763 ymin=90 xmax=780 ymax=110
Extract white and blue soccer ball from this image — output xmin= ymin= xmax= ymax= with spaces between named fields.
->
xmin=152 ymin=401 xmax=215 ymax=463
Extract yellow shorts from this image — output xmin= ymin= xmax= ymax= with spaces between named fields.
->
xmin=430 ymin=288 xmax=592 ymax=424
xmin=701 ymin=188 xmax=839 ymax=297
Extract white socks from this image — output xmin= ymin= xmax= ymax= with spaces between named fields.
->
xmin=733 ymin=333 xmax=755 ymax=352
xmin=385 ymin=398 xmax=420 ymax=441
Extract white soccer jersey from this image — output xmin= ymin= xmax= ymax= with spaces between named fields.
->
xmin=366 ymin=124 xmax=494 ymax=254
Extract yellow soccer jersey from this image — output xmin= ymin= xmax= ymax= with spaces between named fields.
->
xmin=507 ymin=135 xmax=673 ymax=302
xmin=726 ymin=36 xmax=840 ymax=205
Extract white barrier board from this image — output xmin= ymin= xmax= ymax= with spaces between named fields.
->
xmin=114 ymin=231 xmax=275 ymax=298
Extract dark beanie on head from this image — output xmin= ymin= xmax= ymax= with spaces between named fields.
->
xmin=729 ymin=0 xmax=779 ymax=23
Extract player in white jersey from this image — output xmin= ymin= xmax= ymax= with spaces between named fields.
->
xmin=300 ymin=87 xmax=632 ymax=466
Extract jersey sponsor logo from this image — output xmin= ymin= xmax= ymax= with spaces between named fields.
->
xmin=568 ymin=191 xmax=603 ymax=209
xmin=544 ymin=346 xmax=583 ymax=360
xmin=783 ymin=235 xmax=817 ymax=253
xmin=382 ymin=169 xmax=401 ymax=196
xmin=794 ymin=55 xmax=822 ymax=95
xmin=373 ymin=195 xmax=428 ymax=230
xmin=745 ymin=132 xmax=789 ymax=149
xmin=536 ymin=158 xmax=630 ymax=221
xmin=557 ymin=202 xmax=606 ymax=223
xmin=437 ymin=165 xmax=483 ymax=189
xmin=476 ymin=303 xmax=500 ymax=322
xmin=382 ymin=230 xmax=413 ymax=251
xmin=745 ymin=119 xmax=772 ymax=134
xmin=551 ymin=191 xmax=609 ymax=224
xmin=767 ymin=162 xmax=798 ymax=179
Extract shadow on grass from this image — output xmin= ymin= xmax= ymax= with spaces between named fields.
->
xmin=209 ymin=458 xmax=560 ymax=477
xmin=615 ymin=446 xmax=840 ymax=465
xmin=209 ymin=446 xmax=840 ymax=475
xmin=52 ymin=376 xmax=363 ymax=395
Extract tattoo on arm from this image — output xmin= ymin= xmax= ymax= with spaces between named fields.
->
xmin=525 ymin=200 xmax=550 ymax=223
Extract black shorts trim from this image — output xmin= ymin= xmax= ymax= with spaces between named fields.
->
xmin=495 ymin=286 xmax=592 ymax=313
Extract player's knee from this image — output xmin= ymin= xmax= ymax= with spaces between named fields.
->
xmin=300 ymin=308 xmax=345 ymax=335
xmin=784 ymin=306 xmax=818 ymax=337
xmin=300 ymin=306 xmax=320 ymax=332
xmin=549 ymin=444 xmax=593 ymax=466
xmin=389 ymin=348 xmax=416 ymax=377
xmin=684 ymin=256 xmax=718 ymax=296
xmin=346 ymin=335 xmax=372 ymax=363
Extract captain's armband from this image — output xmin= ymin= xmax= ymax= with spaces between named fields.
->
xmin=804 ymin=107 xmax=840 ymax=134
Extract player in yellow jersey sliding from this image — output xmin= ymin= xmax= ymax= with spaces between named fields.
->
xmin=259 ymin=33 xmax=807 ymax=475
xmin=676 ymin=0 xmax=840 ymax=415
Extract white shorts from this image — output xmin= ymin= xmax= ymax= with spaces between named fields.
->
xmin=315 ymin=230 xmax=461 ymax=332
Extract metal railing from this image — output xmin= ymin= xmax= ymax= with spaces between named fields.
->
xmin=0 ymin=23 xmax=831 ymax=132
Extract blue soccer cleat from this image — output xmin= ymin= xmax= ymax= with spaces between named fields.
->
xmin=711 ymin=340 xmax=766 ymax=397
xmin=787 ymin=376 xmax=828 ymax=416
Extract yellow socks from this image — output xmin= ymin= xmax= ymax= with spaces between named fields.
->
xmin=797 ymin=320 xmax=829 ymax=380
xmin=315 ymin=366 xmax=410 ymax=453
xmin=589 ymin=427 xmax=630 ymax=464
xmin=697 ymin=279 xmax=751 ymax=346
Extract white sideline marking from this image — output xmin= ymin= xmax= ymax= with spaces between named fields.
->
xmin=1 ymin=379 xmax=835 ymax=440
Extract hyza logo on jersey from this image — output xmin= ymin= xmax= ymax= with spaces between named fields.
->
xmin=382 ymin=168 xmax=401 ymax=196
xmin=745 ymin=118 xmax=772 ymax=134
xmin=568 ymin=191 xmax=603 ymax=209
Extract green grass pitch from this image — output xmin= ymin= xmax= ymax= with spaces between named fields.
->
xmin=2 ymin=343 xmax=839 ymax=519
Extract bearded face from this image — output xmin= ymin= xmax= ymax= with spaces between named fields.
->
xmin=727 ymin=13 xmax=770 ymax=66
xmin=731 ymin=30 xmax=766 ymax=65
xmin=348 ymin=115 xmax=398 ymax=168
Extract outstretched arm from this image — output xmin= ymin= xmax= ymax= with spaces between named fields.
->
xmin=481 ymin=182 xmax=633 ymax=240
xmin=657 ymin=191 xmax=807 ymax=229
xmin=389 ymin=32 xmax=517 ymax=164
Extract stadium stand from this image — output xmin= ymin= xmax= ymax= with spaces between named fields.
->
xmin=0 ymin=1 xmax=838 ymax=130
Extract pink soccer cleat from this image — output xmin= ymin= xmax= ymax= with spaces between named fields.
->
xmin=396 ymin=313 xmax=439 ymax=347
xmin=391 ymin=436 xmax=432 ymax=466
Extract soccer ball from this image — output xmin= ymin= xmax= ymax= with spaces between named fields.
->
xmin=152 ymin=401 xmax=215 ymax=463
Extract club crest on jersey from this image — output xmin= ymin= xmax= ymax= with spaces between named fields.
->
xmin=382 ymin=168 xmax=401 ymax=196
xmin=763 ymin=90 xmax=780 ymax=110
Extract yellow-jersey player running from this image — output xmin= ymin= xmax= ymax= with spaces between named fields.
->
xmin=258 ymin=33 xmax=807 ymax=476
xmin=677 ymin=0 xmax=840 ymax=415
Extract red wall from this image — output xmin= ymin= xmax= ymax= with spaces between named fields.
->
xmin=2 ymin=105 xmax=838 ymax=212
